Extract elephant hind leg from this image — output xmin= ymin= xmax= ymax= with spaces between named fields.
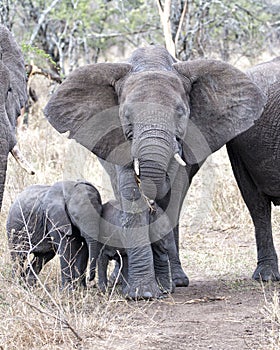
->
xmin=227 ymin=143 xmax=280 ymax=281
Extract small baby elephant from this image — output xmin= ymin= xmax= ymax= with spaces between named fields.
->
xmin=97 ymin=200 xmax=176 ymax=295
xmin=7 ymin=180 xmax=102 ymax=288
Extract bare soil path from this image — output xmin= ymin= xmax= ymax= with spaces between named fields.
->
xmin=97 ymin=278 xmax=273 ymax=350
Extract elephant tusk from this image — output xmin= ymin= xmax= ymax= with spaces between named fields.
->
xmin=134 ymin=158 xmax=140 ymax=176
xmin=174 ymin=153 xmax=186 ymax=167
xmin=11 ymin=145 xmax=35 ymax=175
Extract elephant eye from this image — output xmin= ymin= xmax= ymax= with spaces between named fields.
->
xmin=176 ymin=105 xmax=186 ymax=118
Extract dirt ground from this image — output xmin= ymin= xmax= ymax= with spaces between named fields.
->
xmin=80 ymin=274 xmax=275 ymax=350
xmin=112 ymin=279 xmax=270 ymax=350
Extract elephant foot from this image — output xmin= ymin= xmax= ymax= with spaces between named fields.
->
xmin=252 ymin=261 xmax=280 ymax=282
xmin=97 ymin=281 xmax=107 ymax=294
xmin=156 ymin=275 xmax=175 ymax=294
xmin=171 ymin=266 xmax=189 ymax=287
xmin=123 ymin=280 xmax=163 ymax=300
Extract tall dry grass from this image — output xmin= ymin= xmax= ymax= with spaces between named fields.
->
xmin=0 ymin=73 xmax=279 ymax=349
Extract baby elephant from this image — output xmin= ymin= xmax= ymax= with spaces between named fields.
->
xmin=97 ymin=200 xmax=176 ymax=296
xmin=7 ymin=180 xmax=102 ymax=288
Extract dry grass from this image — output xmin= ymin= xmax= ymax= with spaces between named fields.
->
xmin=0 ymin=73 xmax=280 ymax=349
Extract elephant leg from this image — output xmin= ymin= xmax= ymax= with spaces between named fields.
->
xmin=117 ymin=165 xmax=162 ymax=299
xmin=152 ymin=239 xmax=174 ymax=293
xmin=97 ymin=249 xmax=110 ymax=293
xmin=227 ymin=143 xmax=279 ymax=281
xmin=169 ymin=225 xmax=189 ymax=287
xmin=71 ymin=238 xmax=89 ymax=288
xmin=159 ymin=162 xmax=194 ymax=288
xmin=51 ymin=231 xmax=83 ymax=288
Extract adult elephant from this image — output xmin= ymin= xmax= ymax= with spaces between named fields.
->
xmin=7 ymin=180 xmax=102 ymax=287
xmin=0 ymin=25 xmax=33 ymax=210
xmin=227 ymin=57 xmax=280 ymax=281
xmin=44 ymin=45 xmax=265 ymax=299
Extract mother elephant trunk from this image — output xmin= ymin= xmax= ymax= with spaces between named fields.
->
xmin=132 ymin=127 xmax=176 ymax=200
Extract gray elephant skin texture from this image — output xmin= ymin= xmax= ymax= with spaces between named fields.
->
xmin=0 ymin=25 xmax=28 ymax=210
xmin=6 ymin=180 xmax=102 ymax=288
xmin=98 ymin=200 xmax=176 ymax=295
xmin=44 ymin=45 xmax=267 ymax=299
xmin=226 ymin=57 xmax=280 ymax=282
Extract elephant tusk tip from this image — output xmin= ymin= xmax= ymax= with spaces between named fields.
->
xmin=11 ymin=145 xmax=36 ymax=175
xmin=174 ymin=153 xmax=186 ymax=167
xmin=134 ymin=158 xmax=140 ymax=176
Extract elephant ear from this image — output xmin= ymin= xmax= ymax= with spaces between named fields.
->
xmin=0 ymin=25 xmax=27 ymax=121
xmin=65 ymin=181 xmax=102 ymax=239
xmin=173 ymin=60 xmax=266 ymax=164
xmin=44 ymin=63 xmax=132 ymax=165
xmin=246 ymin=57 xmax=280 ymax=96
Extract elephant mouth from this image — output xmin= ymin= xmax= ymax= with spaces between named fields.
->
xmin=134 ymin=158 xmax=174 ymax=201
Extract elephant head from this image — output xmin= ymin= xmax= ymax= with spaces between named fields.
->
xmin=44 ymin=180 xmax=102 ymax=284
xmin=0 ymin=25 xmax=29 ymax=209
xmin=44 ymin=46 xmax=265 ymax=202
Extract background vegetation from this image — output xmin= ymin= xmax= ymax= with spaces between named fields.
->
xmin=1 ymin=0 xmax=280 ymax=72
xmin=0 ymin=0 xmax=280 ymax=349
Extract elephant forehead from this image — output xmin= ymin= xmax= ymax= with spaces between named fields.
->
xmin=128 ymin=45 xmax=175 ymax=71
xmin=120 ymin=71 xmax=186 ymax=105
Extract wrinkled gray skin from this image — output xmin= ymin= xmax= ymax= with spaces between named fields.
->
xmin=97 ymin=200 xmax=175 ymax=295
xmin=227 ymin=57 xmax=280 ymax=281
xmin=44 ymin=46 xmax=265 ymax=299
xmin=6 ymin=180 xmax=102 ymax=288
xmin=0 ymin=25 xmax=27 ymax=210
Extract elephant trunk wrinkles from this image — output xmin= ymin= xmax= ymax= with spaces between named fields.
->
xmin=132 ymin=127 xmax=174 ymax=200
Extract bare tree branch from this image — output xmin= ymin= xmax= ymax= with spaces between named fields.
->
xmin=174 ymin=0 xmax=188 ymax=51
xmin=29 ymin=0 xmax=61 ymax=46
xmin=156 ymin=0 xmax=176 ymax=57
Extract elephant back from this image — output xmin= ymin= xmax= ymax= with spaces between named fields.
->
xmin=6 ymin=185 xmax=50 ymax=251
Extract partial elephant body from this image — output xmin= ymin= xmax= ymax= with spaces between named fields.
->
xmin=227 ymin=57 xmax=280 ymax=281
xmin=7 ymin=180 xmax=102 ymax=287
xmin=0 ymin=25 xmax=28 ymax=210
xmin=98 ymin=200 xmax=175 ymax=295
xmin=45 ymin=45 xmax=266 ymax=298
